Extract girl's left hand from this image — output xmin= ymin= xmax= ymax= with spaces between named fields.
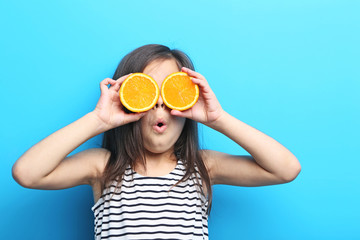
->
xmin=170 ymin=67 xmax=224 ymax=126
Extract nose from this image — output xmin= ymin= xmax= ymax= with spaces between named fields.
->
xmin=153 ymin=95 xmax=165 ymax=110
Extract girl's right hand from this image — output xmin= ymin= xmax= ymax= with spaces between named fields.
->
xmin=92 ymin=75 xmax=145 ymax=131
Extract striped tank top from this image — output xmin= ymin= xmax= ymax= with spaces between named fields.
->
xmin=91 ymin=159 xmax=209 ymax=239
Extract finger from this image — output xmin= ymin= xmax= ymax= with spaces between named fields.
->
xmin=111 ymin=80 xmax=123 ymax=92
xmin=116 ymin=73 xmax=133 ymax=83
xmin=101 ymin=78 xmax=116 ymax=86
xmin=124 ymin=112 xmax=146 ymax=124
xmin=170 ymin=109 xmax=192 ymax=119
xmin=181 ymin=67 xmax=205 ymax=80
xmin=100 ymin=78 xmax=116 ymax=93
xmin=111 ymin=73 xmax=133 ymax=92
xmin=191 ymin=77 xmax=212 ymax=95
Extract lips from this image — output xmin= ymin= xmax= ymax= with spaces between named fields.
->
xmin=153 ymin=118 xmax=167 ymax=133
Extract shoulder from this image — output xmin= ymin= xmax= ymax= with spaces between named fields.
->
xmin=199 ymin=149 xmax=223 ymax=185
xmin=200 ymin=149 xmax=225 ymax=167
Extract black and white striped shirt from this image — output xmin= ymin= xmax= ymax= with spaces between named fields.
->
xmin=92 ymin=159 xmax=209 ymax=239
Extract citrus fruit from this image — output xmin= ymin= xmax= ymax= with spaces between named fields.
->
xmin=119 ymin=73 xmax=159 ymax=112
xmin=161 ymin=72 xmax=199 ymax=111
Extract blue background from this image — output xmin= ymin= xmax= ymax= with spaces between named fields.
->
xmin=1 ymin=0 xmax=359 ymax=239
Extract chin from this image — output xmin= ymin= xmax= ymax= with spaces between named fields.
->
xmin=144 ymin=141 xmax=175 ymax=155
xmin=146 ymin=146 xmax=172 ymax=154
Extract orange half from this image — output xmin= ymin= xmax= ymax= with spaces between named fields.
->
xmin=161 ymin=72 xmax=199 ymax=111
xmin=119 ymin=73 xmax=159 ymax=112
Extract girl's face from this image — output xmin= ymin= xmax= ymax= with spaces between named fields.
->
xmin=140 ymin=58 xmax=186 ymax=155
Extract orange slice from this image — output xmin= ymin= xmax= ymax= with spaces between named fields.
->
xmin=161 ymin=72 xmax=199 ymax=111
xmin=119 ymin=73 xmax=159 ymax=112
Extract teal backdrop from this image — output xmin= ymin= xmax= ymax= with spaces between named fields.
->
xmin=1 ymin=1 xmax=359 ymax=239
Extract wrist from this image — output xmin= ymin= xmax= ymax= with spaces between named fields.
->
xmin=204 ymin=109 xmax=228 ymax=130
xmin=87 ymin=111 xmax=112 ymax=134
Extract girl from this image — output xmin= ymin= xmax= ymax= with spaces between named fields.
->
xmin=12 ymin=44 xmax=301 ymax=239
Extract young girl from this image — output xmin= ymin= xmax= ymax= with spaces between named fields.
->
xmin=12 ymin=44 xmax=301 ymax=239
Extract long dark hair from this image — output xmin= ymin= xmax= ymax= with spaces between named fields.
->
xmin=101 ymin=44 xmax=212 ymax=214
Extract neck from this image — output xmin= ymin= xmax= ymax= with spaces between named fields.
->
xmin=144 ymin=148 xmax=177 ymax=165
xmin=134 ymin=148 xmax=178 ymax=176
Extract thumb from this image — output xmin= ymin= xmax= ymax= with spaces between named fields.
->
xmin=170 ymin=109 xmax=192 ymax=118
xmin=122 ymin=112 xmax=146 ymax=125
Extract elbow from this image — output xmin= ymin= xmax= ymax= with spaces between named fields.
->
xmin=12 ymin=163 xmax=36 ymax=189
xmin=284 ymin=164 xmax=301 ymax=183
xmin=280 ymin=158 xmax=302 ymax=183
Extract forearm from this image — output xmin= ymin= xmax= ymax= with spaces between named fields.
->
xmin=208 ymin=111 xmax=300 ymax=180
xmin=13 ymin=111 xmax=107 ymax=182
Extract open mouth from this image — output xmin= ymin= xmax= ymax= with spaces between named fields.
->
xmin=153 ymin=119 xmax=167 ymax=133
